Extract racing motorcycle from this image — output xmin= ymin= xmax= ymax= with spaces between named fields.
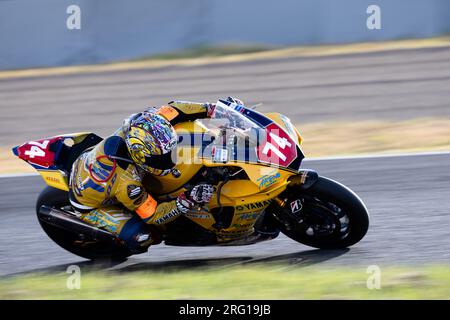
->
xmin=12 ymin=99 xmax=369 ymax=260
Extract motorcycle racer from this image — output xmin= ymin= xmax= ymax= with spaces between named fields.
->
xmin=13 ymin=95 xmax=370 ymax=260
xmin=68 ymin=99 xmax=242 ymax=253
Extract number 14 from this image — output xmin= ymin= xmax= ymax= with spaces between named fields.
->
xmin=262 ymin=132 xmax=292 ymax=162
xmin=24 ymin=140 xmax=49 ymax=158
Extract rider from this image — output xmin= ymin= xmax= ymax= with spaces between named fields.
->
xmin=68 ymin=97 xmax=243 ymax=253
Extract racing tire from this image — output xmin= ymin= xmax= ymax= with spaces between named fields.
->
xmin=274 ymin=176 xmax=369 ymax=249
xmin=36 ymin=186 xmax=132 ymax=261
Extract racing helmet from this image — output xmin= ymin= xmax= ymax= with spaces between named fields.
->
xmin=123 ymin=112 xmax=178 ymax=176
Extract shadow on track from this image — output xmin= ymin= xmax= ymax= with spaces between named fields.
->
xmin=8 ymin=248 xmax=349 ymax=276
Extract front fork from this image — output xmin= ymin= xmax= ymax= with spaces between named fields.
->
xmin=268 ymin=169 xmax=320 ymax=232
xmin=273 ymin=169 xmax=319 ymax=208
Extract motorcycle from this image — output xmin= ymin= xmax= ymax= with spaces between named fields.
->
xmin=12 ymin=99 xmax=369 ymax=260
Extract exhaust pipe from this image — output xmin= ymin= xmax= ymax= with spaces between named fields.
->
xmin=38 ymin=205 xmax=118 ymax=243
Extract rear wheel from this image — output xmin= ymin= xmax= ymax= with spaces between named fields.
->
xmin=36 ymin=186 xmax=131 ymax=260
xmin=271 ymin=176 xmax=369 ymax=249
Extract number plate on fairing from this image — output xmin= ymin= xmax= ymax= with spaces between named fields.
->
xmin=256 ymin=122 xmax=298 ymax=168
xmin=231 ymin=104 xmax=304 ymax=172
xmin=14 ymin=137 xmax=63 ymax=169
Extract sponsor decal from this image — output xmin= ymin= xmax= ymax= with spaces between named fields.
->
xmin=127 ymin=184 xmax=143 ymax=200
xmin=133 ymin=192 xmax=146 ymax=206
xmin=256 ymin=170 xmax=281 ymax=189
xmin=300 ymin=170 xmax=308 ymax=184
xmin=157 ymin=105 xmax=179 ymax=121
xmin=280 ymin=114 xmax=296 ymax=137
xmin=235 ymin=199 xmax=272 ymax=212
xmin=136 ymin=234 xmax=150 ymax=243
xmin=237 ymin=212 xmax=260 ymax=221
xmin=154 ymin=209 xmax=181 ymax=224
xmin=82 ymin=210 xmax=122 ymax=233
xmin=45 ymin=176 xmax=61 ymax=184
xmin=185 ymin=212 xmax=211 ymax=219
xmin=218 ymin=228 xmax=254 ymax=239
xmin=82 ymin=178 xmax=105 ymax=193
xmin=290 ymin=199 xmax=303 ymax=213
xmin=211 ymin=146 xmax=228 ymax=163
xmin=89 ymin=155 xmax=115 ymax=182
xmin=72 ymin=153 xmax=107 ymax=194
xmin=231 ymin=222 xmax=254 ymax=229
xmin=105 ymin=174 xmax=117 ymax=198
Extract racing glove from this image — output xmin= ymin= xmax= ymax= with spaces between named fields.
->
xmin=176 ymin=184 xmax=214 ymax=213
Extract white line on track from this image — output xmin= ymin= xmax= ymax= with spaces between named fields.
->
xmin=1 ymin=150 xmax=450 ymax=179
xmin=0 ymin=172 xmax=39 ymax=178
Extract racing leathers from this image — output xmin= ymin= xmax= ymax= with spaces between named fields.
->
xmin=68 ymin=101 xmax=215 ymax=253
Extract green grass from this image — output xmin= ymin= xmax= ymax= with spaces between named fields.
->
xmin=1 ymin=265 xmax=450 ymax=299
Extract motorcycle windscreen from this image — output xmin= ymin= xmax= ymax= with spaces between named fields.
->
xmin=196 ymin=101 xmax=304 ymax=171
xmin=199 ymin=126 xmax=303 ymax=172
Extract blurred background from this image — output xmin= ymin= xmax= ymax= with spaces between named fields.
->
xmin=1 ymin=0 xmax=450 ymax=164
xmin=1 ymin=0 xmax=450 ymax=69
xmin=1 ymin=0 xmax=450 ymax=299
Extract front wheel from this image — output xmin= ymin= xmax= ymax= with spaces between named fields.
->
xmin=271 ymin=176 xmax=369 ymax=249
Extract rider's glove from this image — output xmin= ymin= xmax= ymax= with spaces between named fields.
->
xmin=190 ymin=184 xmax=214 ymax=204
xmin=176 ymin=184 xmax=214 ymax=213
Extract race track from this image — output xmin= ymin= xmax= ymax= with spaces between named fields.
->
xmin=1 ymin=47 xmax=450 ymax=146
xmin=1 ymin=47 xmax=450 ymax=276
xmin=1 ymin=153 xmax=450 ymax=276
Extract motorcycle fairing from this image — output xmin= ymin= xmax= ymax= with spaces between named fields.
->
xmin=202 ymin=99 xmax=305 ymax=172
xmin=13 ymin=136 xmax=64 ymax=170
xmin=12 ymin=132 xmax=102 ymax=191
xmin=12 ymin=103 xmax=306 ymax=244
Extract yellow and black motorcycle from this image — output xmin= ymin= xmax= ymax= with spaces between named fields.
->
xmin=12 ymin=100 xmax=369 ymax=260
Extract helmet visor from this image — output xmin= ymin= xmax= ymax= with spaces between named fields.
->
xmin=144 ymin=150 xmax=176 ymax=170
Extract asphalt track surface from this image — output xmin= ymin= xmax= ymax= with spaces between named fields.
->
xmin=1 ymin=47 xmax=450 ymax=146
xmin=1 ymin=153 xmax=450 ymax=276
xmin=1 ymin=47 xmax=450 ymax=275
